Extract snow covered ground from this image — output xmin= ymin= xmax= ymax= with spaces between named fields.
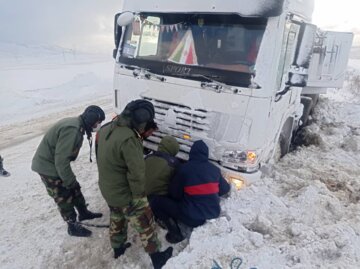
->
xmin=0 ymin=42 xmax=114 ymax=126
xmin=0 ymin=43 xmax=114 ymax=150
xmin=0 ymin=44 xmax=360 ymax=269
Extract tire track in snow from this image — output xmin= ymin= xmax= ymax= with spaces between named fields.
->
xmin=0 ymin=97 xmax=113 ymax=151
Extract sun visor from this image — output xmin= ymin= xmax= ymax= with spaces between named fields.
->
xmin=122 ymin=0 xmax=285 ymax=18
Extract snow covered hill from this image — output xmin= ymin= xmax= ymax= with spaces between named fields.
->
xmin=0 ymin=45 xmax=359 ymax=269
xmin=0 ymin=43 xmax=114 ymax=127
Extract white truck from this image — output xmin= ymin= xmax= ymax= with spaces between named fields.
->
xmin=112 ymin=0 xmax=353 ymax=187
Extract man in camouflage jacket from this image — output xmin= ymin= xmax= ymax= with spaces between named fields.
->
xmin=96 ymin=100 xmax=172 ymax=268
xmin=31 ymin=105 xmax=105 ymax=237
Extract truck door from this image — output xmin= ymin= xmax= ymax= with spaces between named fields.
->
xmin=305 ymin=31 xmax=353 ymax=89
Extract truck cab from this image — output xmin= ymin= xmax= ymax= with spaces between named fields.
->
xmin=112 ymin=0 xmax=353 ymax=185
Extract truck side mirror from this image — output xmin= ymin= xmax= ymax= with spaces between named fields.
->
xmin=113 ymin=12 xmax=137 ymax=59
xmin=294 ymin=23 xmax=317 ymax=68
xmin=287 ymin=23 xmax=317 ymax=87
xmin=117 ymin=12 xmax=135 ymax=26
xmin=113 ymin=13 xmax=123 ymax=59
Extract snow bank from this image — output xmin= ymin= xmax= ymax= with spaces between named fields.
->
xmin=164 ymin=78 xmax=360 ymax=268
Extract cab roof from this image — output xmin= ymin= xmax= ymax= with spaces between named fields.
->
xmin=121 ymin=0 xmax=314 ymax=20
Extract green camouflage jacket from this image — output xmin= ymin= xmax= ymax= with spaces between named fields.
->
xmin=145 ymin=136 xmax=180 ymax=196
xmin=31 ymin=117 xmax=85 ymax=187
xmin=97 ymin=116 xmax=146 ymax=207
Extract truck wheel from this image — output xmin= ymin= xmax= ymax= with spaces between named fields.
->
xmin=308 ymin=94 xmax=319 ymax=114
xmin=302 ymin=94 xmax=319 ymax=116
xmin=300 ymin=96 xmax=313 ymax=126
xmin=271 ymin=118 xmax=294 ymax=163
xmin=272 ymin=132 xmax=291 ymax=163
xmin=279 ymin=133 xmax=291 ymax=158
xmin=273 ymin=138 xmax=282 ymax=162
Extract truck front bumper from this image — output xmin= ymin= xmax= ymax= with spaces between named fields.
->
xmin=214 ymin=162 xmax=261 ymax=190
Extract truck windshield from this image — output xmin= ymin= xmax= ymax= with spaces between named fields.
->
xmin=119 ymin=13 xmax=267 ymax=87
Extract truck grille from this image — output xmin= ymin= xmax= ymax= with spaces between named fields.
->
xmin=143 ymin=97 xmax=218 ymax=157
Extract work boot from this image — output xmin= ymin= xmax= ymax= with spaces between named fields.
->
xmin=77 ymin=207 xmax=103 ymax=221
xmin=0 ymin=168 xmax=10 ymax=177
xmin=165 ymin=232 xmax=184 ymax=244
xmin=0 ymin=156 xmax=10 ymax=177
xmin=67 ymin=222 xmax=92 ymax=237
xmin=164 ymin=218 xmax=184 ymax=244
xmin=177 ymin=221 xmax=193 ymax=239
xmin=154 ymin=216 xmax=167 ymax=230
xmin=149 ymin=247 xmax=173 ymax=269
xmin=113 ymin=242 xmax=132 ymax=259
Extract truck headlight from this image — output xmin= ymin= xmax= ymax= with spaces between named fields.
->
xmin=221 ymin=150 xmax=260 ymax=173
xmin=222 ymin=171 xmax=245 ymax=190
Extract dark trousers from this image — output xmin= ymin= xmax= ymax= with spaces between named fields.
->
xmin=149 ymin=195 xmax=205 ymax=228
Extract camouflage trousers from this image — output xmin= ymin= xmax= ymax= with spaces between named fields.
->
xmin=39 ymin=174 xmax=86 ymax=222
xmin=109 ymin=197 xmax=161 ymax=253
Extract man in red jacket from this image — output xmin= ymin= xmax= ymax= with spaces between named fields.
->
xmin=151 ymin=140 xmax=230 ymax=243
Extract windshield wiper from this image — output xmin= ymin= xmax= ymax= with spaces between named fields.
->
xmin=190 ymin=74 xmax=239 ymax=94
xmin=200 ymin=75 xmax=226 ymax=93
xmin=123 ymin=65 xmax=166 ymax=82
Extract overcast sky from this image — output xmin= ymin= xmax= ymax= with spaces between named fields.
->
xmin=0 ymin=0 xmax=358 ymax=53
xmin=313 ymin=0 xmax=359 ymax=31
xmin=0 ymin=0 xmax=122 ymax=52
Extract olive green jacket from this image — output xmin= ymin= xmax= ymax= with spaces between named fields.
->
xmin=31 ymin=117 xmax=85 ymax=187
xmin=97 ymin=117 xmax=145 ymax=207
xmin=145 ymin=136 xmax=179 ymax=196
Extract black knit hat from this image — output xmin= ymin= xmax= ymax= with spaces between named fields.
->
xmin=81 ymin=105 xmax=105 ymax=163
xmin=123 ymin=100 xmax=155 ymax=127
xmin=81 ymin=105 xmax=105 ymax=131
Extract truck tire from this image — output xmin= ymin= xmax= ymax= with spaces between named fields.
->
xmin=300 ymin=96 xmax=313 ymax=126
xmin=272 ymin=133 xmax=290 ymax=162
xmin=273 ymin=137 xmax=282 ymax=162
xmin=303 ymin=94 xmax=319 ymax=114
xmin=272 ymin=118 xmax=294 ymax=162
xmin=279 ymin=132 xmax=291 ymax=158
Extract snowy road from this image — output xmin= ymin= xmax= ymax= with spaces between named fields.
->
xmin=0 ymin=45 xmax=184 ymax=269
xmin=0 ymin=98 xmax=112 ymax=151
xmin=2 ymin=88 xmax=360 ymax=269
xmin=0 ymin=102 xmax=185 ymax=269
